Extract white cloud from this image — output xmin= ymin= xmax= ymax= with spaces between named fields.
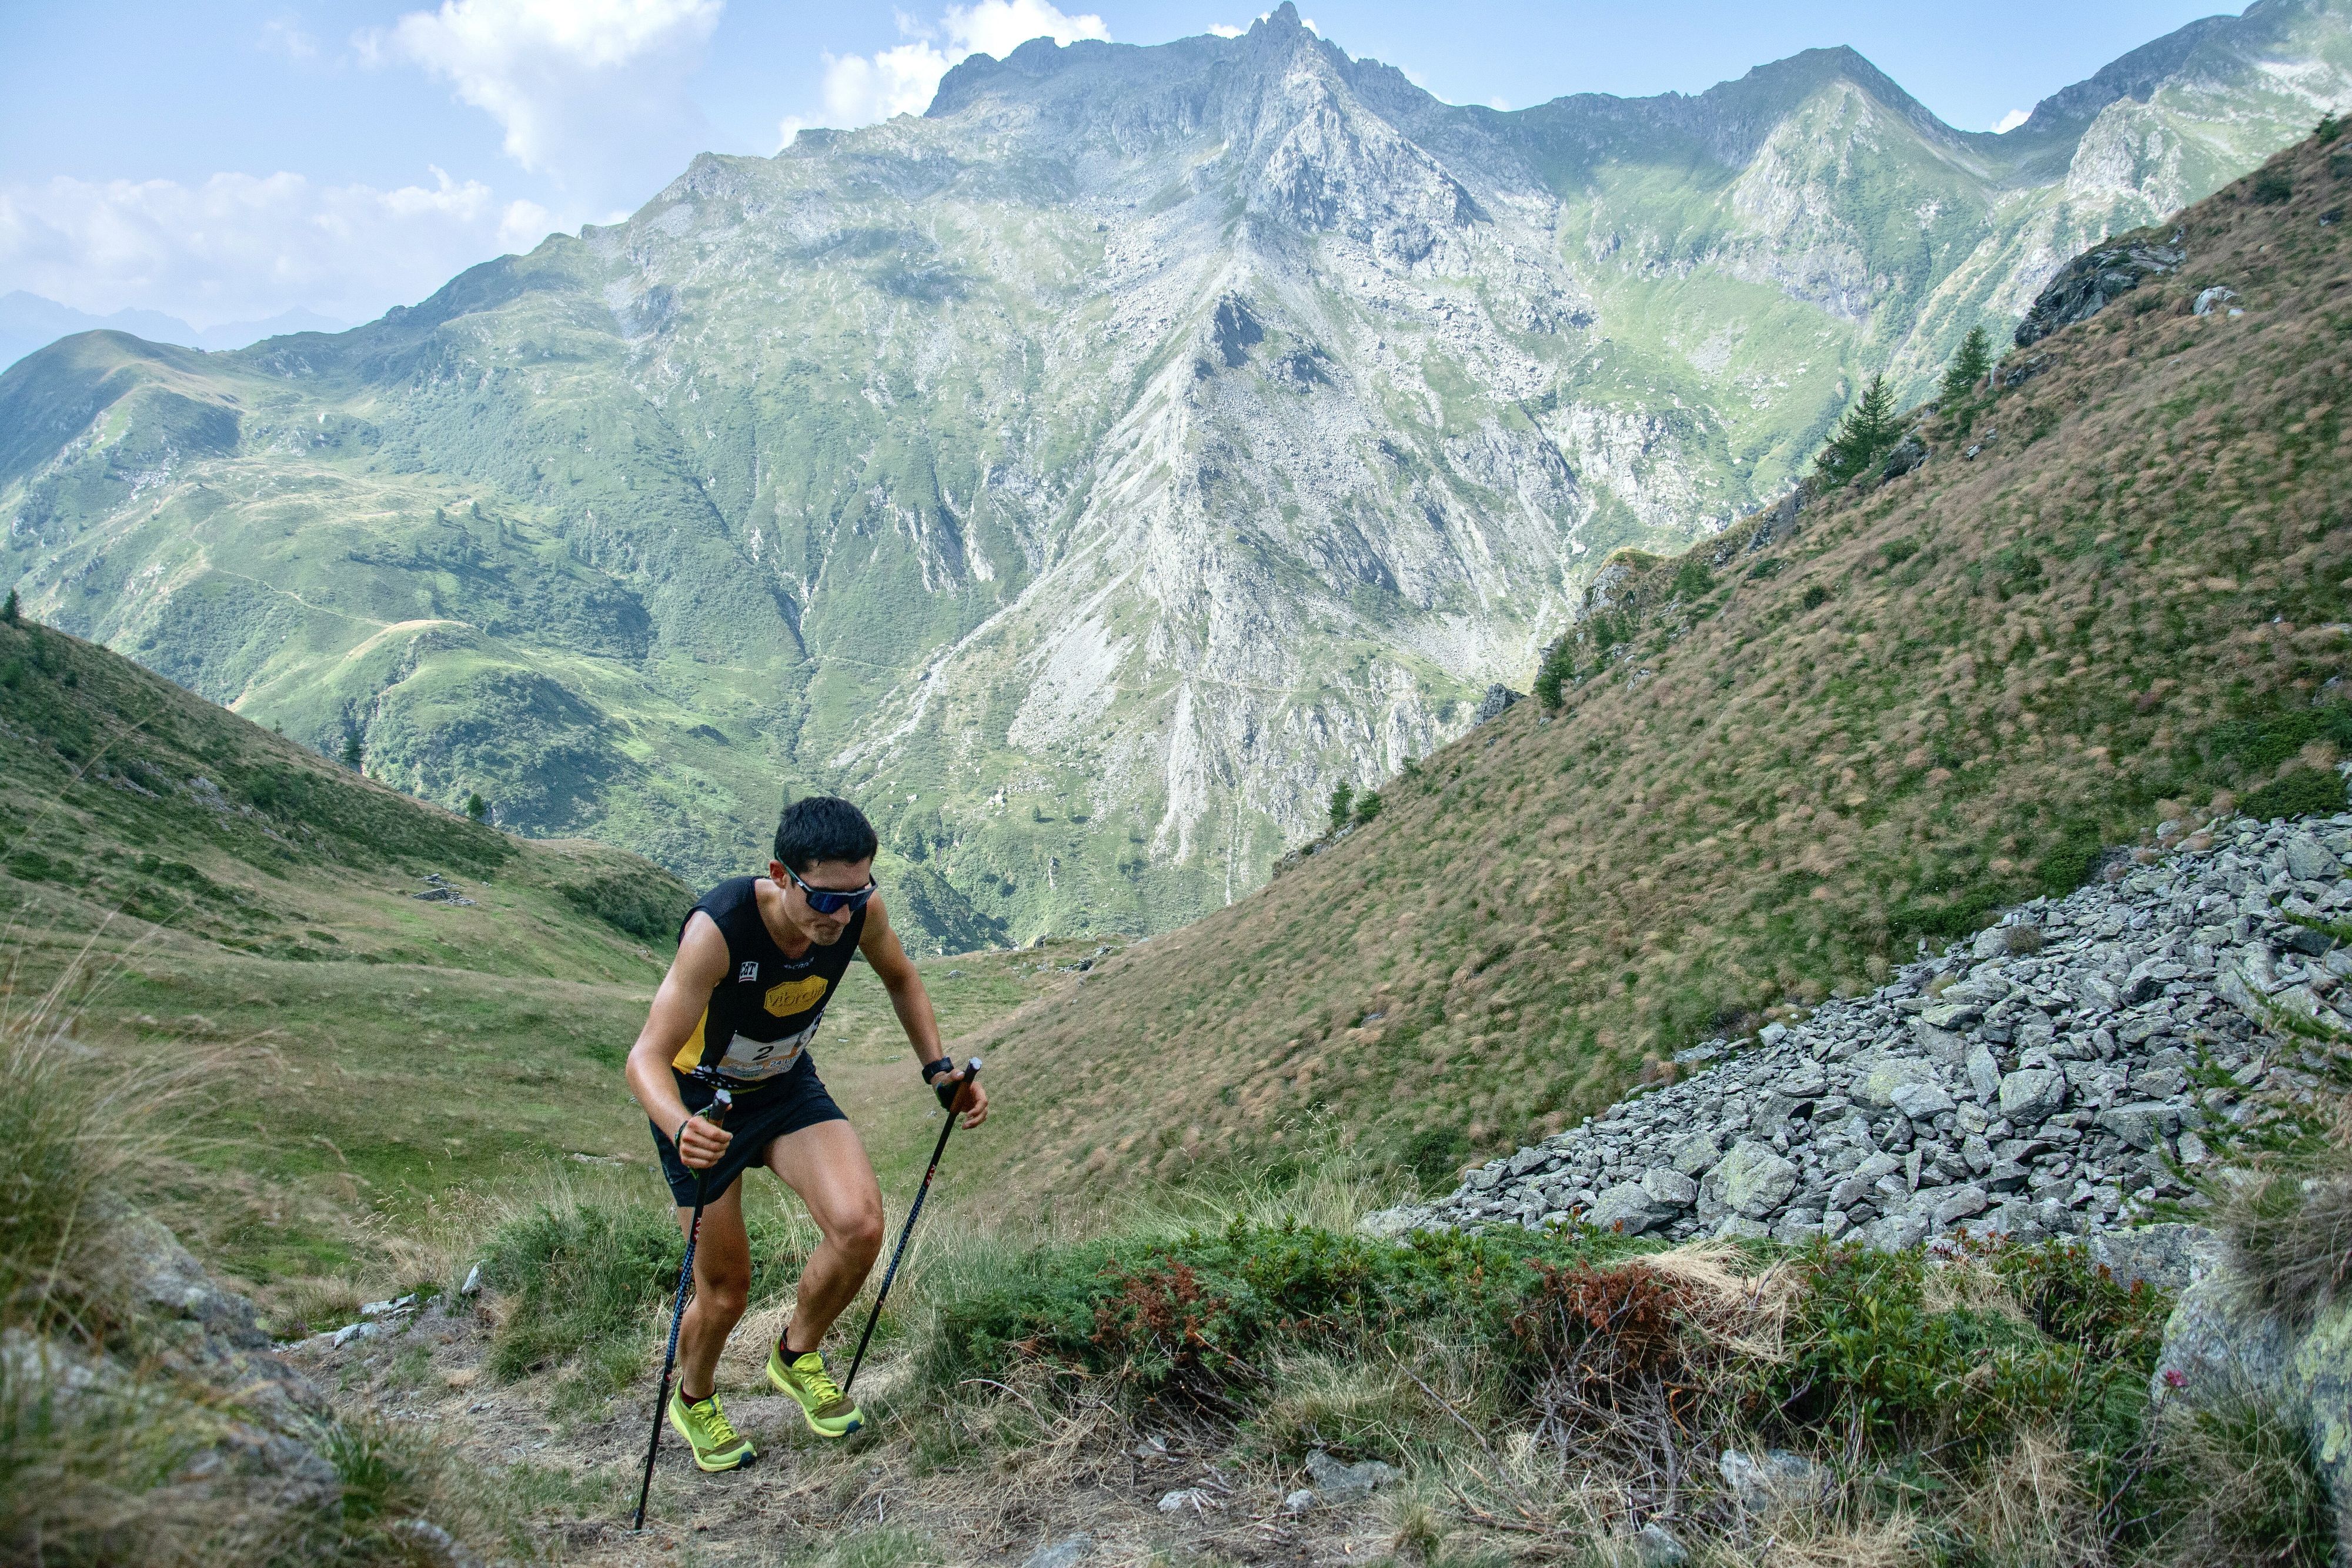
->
xmin=1993 ymin=108 xmax=2030 ymax=133
xmin=1208 ymin=22 xmax=1244 ymax=37
xmin=0 ymin=168 xmax=554 ymax=328
xmin=789 ymin=0 xmax=1109 ymax=136
xmin=366 ymin=0 xmax=720 ymax=205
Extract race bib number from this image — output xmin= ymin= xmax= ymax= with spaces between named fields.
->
xmin=716 ymin=1018 xmax=818 ymax=1081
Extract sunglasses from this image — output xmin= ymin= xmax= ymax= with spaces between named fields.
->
xmin=783 ymin=865 xmax=876 ymax=915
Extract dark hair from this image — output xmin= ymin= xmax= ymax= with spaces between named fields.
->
xmin=774 ymin=796 xmax=878 ymax=872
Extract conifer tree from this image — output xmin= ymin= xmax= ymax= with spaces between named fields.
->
xmin=1328 ymin=781 xmax=1354 ymax=833
xmin=1939 ymin=326 xmax=1992 ymax=406
xmin=1815 ymin=373 xmax=1898 ymax=487
xmin=466 ymin=792 xmax=487 ymax=823
xmin=1 ymin=589 xmax=16 ymax=626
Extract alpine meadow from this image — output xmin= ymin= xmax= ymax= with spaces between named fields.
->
xmin=11 ymin=4 xmax=2352 ymax=1567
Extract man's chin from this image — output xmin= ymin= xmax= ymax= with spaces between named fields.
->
xmin=807 ymin=925 xmax=846 ymax=946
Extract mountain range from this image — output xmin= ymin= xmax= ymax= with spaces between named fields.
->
xmin=2 ymin=1 xmax=2347 ymax=949
xmin=961 ymin=125 xmax=2352 ymax=1193
xmin=0 ymin=290 xmax=348 ymax=375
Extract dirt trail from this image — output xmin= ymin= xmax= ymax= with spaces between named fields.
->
xmin=291 ymin=1299 xmax=1393 ymax=1567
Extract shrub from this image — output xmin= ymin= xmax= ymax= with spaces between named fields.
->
xmin=2319 ymin=113 xmax=2343 ymax=145
xmin=917 ymin=1218 xmax=1628 ymax=1403
xmin=1760 ymin=1242 xmax=2153 ymax=1465
xmin=2241 ymin=766 xmax=2347 ymax=822
xmin=2251 ymin=168 xmax=2294 ymax=205
xmin=1355 ymin=790 xmax=1384 ymax=825
xmin=1403 ymin=1128 xmax=1470 ymax=1193
xmin=1671 ymin=556 xmax=1713 ymax=601
xmin=480 ymin=1194 xmax=806 ymax=1397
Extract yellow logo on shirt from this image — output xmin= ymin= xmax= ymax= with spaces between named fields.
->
xmin=763 ymin=975 xmax=828 ymax=1018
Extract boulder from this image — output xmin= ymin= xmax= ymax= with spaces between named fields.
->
xmin=2286 ymin=833 xmax=2339 ymax=882
xmin=1999 ymin=1068 xmax=2067 ymax=1124
xmin=2014 ymin=237 xmax=2183 ymax=346
xmin=1471 ymin=684 xmax=1524 ymax=724
xmin=1671 ymin=1132 xmax=1721 ymax=1177
xmin=2094 ymin=1101 xmax=2180 ymax=1151
xmin=1890 ymin=1081 xmax=1956 ymax=1121
xmin=1716 ymin=1141 xmax=1800 ymax=1218
xmin=1857 ymin=1056 xmax=1936 ymax=1109
xmin=2087 ymin=1223 xmax=2219 ymax=1293
xmin=1589 ymin=1182 xmax=1673 ymax=1236
xmin=1640 ymin=1168 xmax=1699 ymax=1208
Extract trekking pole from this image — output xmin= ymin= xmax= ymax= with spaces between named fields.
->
xmin=633 ymin=1086 xmax=731 ymax=1532
xmin=841 ymin=1057 xmax=981 ymax=1399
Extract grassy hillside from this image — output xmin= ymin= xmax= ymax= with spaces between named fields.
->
xmin=0 ymin=617 xmax=1075 ymax=1305
xmin=963 ymin=128 xmax=2352 ymax=1201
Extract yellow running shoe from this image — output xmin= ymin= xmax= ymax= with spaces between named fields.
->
xmin=667 ymin=1388 xmax=756 ymax=1472
xmin=766 ymin=1345 xmax=864 ymax=1437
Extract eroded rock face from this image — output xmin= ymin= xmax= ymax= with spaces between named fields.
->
xmin=2013 ymin=234 xmax=2185 ymax=345
xmin=1367 ymin=805 xmax=2352 ymax=1252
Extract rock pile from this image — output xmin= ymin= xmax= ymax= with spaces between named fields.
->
xmin=1369 ymin=807 xmax=2352 ymax=1250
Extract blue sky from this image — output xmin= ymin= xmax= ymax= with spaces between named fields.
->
xmin=0 ymin=1 xmax=2238 ymax=331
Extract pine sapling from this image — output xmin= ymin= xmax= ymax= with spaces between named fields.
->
xmin=1327 ymin=782 xmax=1354 ymax=834
xmin=1939 ymin=326 xmax=1992 ymax=408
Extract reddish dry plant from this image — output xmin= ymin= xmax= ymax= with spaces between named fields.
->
xmin=1514 ymin=1259 xmax=1700 ymax=1392
xmin=1089 ymin=1257 xmax=1238 ymax=1392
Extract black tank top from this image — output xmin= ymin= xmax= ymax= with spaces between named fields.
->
xmin=669 ymin=876 xmax=866 ymax=1095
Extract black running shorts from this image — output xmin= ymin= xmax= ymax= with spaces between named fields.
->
xmin=650 ymin=1055 xmax=847 ymax=1206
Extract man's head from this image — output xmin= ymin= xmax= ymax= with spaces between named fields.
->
xmin=770 ymin=796 xmax=879 ymax=944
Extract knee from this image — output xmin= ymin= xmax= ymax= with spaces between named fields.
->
xmin=834 ymin=1207 xmax=885 ymax=1265
xmin=697 ymin=1265 xmax=751 ymax=1323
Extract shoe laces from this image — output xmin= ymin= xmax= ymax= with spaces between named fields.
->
xmin=685 ymin=1392 xmax=742 ymax=1449
xmin=793 ymin=1355 xmax=850 ymax=1416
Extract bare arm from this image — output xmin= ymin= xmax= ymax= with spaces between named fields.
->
xmin=624 ymin=912 xmax=734 ymax=1169
xmin=859 ymin=892 xmax=989 ymax=1127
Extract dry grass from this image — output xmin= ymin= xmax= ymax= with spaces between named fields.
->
xmin=1946 ymin=1428 xmax=2102 ymax=1568
xmin=2219 ymin=1164 xmax=2352 ymax=1329
xmin=963 ymin=131 xmax=2352 ymax=1196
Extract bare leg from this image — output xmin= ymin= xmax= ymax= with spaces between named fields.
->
xmin=764 ymin=1119 xmax=885 ymax=1355
xmin=673 ymin=1181 xmax=751 ymax=1402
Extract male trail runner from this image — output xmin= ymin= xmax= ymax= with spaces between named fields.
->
xmin=623 ymin=795 xmax=986 ymax=1472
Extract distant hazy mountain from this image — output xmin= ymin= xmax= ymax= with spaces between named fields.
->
xmin=1 ymin=1 xmax=2346 ymax=951
xmin=0 ymin=292 xmax=349 ymax=372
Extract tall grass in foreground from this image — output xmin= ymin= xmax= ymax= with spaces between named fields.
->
xmin=0 ymin=957 xmax=506 ymax=1567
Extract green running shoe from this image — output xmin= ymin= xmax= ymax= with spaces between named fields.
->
xmin=667 ymin=1388 xmax=756 ymax=1472
xmin=766 ymin=1345 xmax=864 ymax=1437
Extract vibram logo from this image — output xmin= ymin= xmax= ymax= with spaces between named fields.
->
xmin=763 ymin=975 xmax=828 ymax=1018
